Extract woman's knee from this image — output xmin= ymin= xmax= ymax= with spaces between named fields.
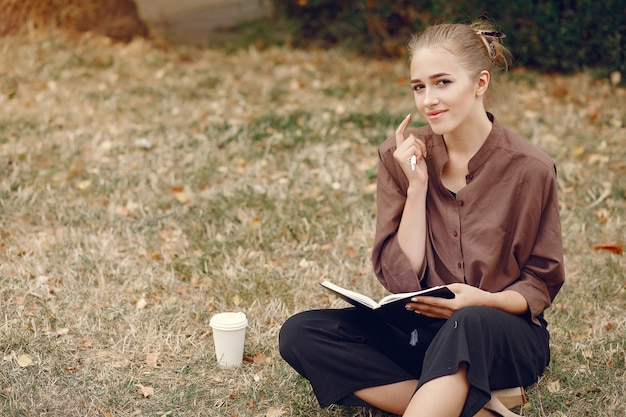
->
xmin=278 ymin=311 xmax=307 ymax=359
xmin=449 ymin=306 xmax=504 ymax=326
xmin=278 ymin=310 xmax=331 ymax=362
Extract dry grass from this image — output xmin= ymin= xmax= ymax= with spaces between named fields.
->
xmin=0 ymin=29 xmax=624 ymax=417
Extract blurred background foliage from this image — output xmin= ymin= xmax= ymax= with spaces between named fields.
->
xmin=234 ymin=0 xmax=625 ymax=78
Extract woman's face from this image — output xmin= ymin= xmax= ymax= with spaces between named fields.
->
xmin=410 ymin=46 xmax=485 ymax=136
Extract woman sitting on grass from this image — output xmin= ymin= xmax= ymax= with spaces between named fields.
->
xmin=279 ymin=20 xmax=564 ymax=417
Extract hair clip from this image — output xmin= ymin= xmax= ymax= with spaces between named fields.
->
xmin=476 ymin=31 xmax=506 ymax=59
xmin=477 ymin=31 xmax=506 ymax=40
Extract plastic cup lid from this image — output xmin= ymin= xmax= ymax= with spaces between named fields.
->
xmin=209 ymin=312 xmax=248 ymax=330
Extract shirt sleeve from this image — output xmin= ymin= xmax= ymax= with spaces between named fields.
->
xmin=371 ymin=143 xmax=424 ymax=293
xmin=504 ymin=162 xmax=565 ymax=324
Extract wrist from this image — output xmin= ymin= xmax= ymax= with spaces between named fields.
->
xmin=487 ymin=290 xmax=529 ymax=315
xmin=406 ymin=184 xmax=427 ymax=200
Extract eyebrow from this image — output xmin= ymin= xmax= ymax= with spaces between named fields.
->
xmin=410 ymin=72 xmax=452 ymax=83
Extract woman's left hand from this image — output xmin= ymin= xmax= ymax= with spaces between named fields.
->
xmin=405 ymin=283 xmax=490 ymax=319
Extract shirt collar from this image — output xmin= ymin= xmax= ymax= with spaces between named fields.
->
xmin=429 ymin=112 xmax=502 ymax=175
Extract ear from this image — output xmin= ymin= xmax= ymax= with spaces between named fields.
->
xmin=475 ymin=70 xmax=490 ymax=97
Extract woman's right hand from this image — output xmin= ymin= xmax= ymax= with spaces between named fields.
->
xmin=393 ymin=114 xmax=428 ymax=188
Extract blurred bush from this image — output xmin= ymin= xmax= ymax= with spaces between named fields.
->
xmin=0 ymin=0 xmax=147 ymax=42
xmin=267 ymin=0 xmax=625 ymax=75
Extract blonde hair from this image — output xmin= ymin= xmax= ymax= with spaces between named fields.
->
xmin=408 ymin=20 xmax=512 ymax=89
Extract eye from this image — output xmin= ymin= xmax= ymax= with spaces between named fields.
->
xmin=436 ymin=79 xmax=452 ymax=87
xmin=411 ymin=83 xmax=424 ymax=92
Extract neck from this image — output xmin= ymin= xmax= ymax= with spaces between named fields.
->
xmin=443 ymin=110 xmax=492 ymax=158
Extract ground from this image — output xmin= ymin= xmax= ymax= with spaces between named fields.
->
xmin=0 ymin=23 xmax=624 ymax=417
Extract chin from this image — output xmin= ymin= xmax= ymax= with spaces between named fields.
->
xmin=427 ymin=122 xmax=452 ymax=136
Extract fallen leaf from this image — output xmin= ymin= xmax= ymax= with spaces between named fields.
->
xmin=247 ymin=216 xmax=262 ymax=228
xmin=136 ymin=297 xmax=147 ymax=310
xmin=76 ymin=179 xmax=91 ymax=190
xmin=572 ymin=146 xmax=585 ymax=157
xmin=146 ymin=352 xmax=159 ymax=368
xmin=137 ymin=384 xmax=154 ymax=398
xmin=593 ymin=244 xmax=623 ymax=255
xmin=174 ymin=191 xmax=190 ymax=204
xmin=134 ymin=138 xmax=152 ymax=150
xmin=266 ymin=407 xmax=286 ymax=417
xmin=243 ymin=352 xmax=266 ymax=364
xmin=610 ymin=71 xmax=621 ymax=86
xmin=547 ymin=379 xmax=561 ymax=393
xmin=45 ymin=327 xmax=69 ymax=337
xmin=17 ymin=354 xmax=34 ymax=368
xmin=170 ymin=185 xmax=184 ymax=192
xmin=596 ymin=209 xmax=608 ymax=224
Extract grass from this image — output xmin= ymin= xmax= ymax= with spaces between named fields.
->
xmin=0 ymin=29 xmax=625 ymax=417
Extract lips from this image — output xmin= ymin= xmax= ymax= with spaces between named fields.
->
xmin=427 ymin=110 xmax=447 ymax=120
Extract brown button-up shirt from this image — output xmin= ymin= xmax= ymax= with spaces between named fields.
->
xmin=372 ymin=115 xmax=565 ymax=325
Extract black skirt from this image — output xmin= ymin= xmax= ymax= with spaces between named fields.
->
xmin=279 ymin=306 xmax=550 ymax=417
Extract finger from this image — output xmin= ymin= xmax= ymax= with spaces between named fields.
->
xmin=406 ymin=134 xmax=427 ymax=159
xmin=410 ymin=295 xmax=449 ymax=306
xmin=416 ymin=138 xmax=427 ymax=158
xmin=405 ymin=302 xmax=449 ymax=319
xmin=395 ymin=114 xmax=412 ymax=148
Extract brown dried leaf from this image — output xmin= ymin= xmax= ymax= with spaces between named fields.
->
xmin=169 ymin=185 xmax=184 ymax=192
xmin=593 ymin=244 xmax=623 ymax=255
xmin=17 ymin=354 xmax=34 ymax=368
xmin=136 ymin=297 xmax=147 ymax=310
xmin=137 ymin=384 xmax=154 ymax=398
xmin=146 ymin=352 xmax=159 ymax=368
xmin=174 ymin=191 xmax=190 ymax=204
xmin=547 ymin=380 xmax=562 ymax=393
xmin=266 ymin=407 xmax=286 ymax=417
xmin=243 ymin=352 xmax=266 ymax=364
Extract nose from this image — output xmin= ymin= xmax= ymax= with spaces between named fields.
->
xmin=423 ymin=87 xmax=439 ymax=107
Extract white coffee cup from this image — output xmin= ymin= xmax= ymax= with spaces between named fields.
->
xmin=209 ymin=312 xmax=248 ymax=367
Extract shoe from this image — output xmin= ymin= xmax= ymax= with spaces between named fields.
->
xmin=493 ymin=387 xmax=526 ymax=409
xmin=485 ymin=387 xmax=526 ymax=417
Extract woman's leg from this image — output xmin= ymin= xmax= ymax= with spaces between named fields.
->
xmin=354 ymin=380 xmax=418 ymax=415
xmin=404 ymin=363 xmax=469 ymax=417
xmin=415 ymin=306 xmax=550 ymax=417
xmin=279 ymin=308 xmax=440 ymax=409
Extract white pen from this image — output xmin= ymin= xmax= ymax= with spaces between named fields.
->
xmin=410 ymin=155 xmax=417 ymax=172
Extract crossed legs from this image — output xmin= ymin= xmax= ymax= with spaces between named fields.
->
xmin=354 ymin=364 xmax=498 ymax=417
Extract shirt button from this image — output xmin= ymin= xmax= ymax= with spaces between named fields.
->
xmin=457 ymin=262 xmax=462 ymax=269
xmin=453 ymin=231 xmax=458 ymax=237
xmin=458 ymin=200 xmax=464 ymax=207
